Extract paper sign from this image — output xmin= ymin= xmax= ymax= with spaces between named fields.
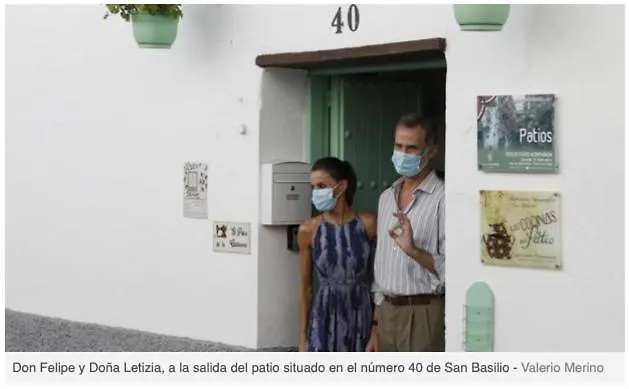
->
xmin=183 ymin=161 xmax=208 ymax=219
xmin=213 ymin=222 xmax=251 ymax=254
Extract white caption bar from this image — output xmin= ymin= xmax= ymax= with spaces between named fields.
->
xmin=4 ymin=352 xmax=625 ymax=384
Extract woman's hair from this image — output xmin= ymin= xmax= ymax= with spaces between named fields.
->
xmin=311 ymin=157 xmax=358 ymax=206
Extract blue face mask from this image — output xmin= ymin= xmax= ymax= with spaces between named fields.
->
xmin=311 ymin=187 xmax=337 ymax=212
xmin=391 ymin=149 xmax=427 ymax=177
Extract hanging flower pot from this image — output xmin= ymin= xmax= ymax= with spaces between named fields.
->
xmin=131 ymin=12 xmax=179 ymax=48
xmin=104 ymin=4 xmax=183 ymax=49
xmin=453 ymin=4 xmax=510 ymax=31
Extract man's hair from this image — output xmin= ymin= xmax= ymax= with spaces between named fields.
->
xmin=397 ymin=113 xmax=439 ymax=146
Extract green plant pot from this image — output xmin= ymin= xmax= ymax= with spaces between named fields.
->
xmin=453 ymin=4 xmax=510 ymax=31
xmin=131 ymin=12 xmax=179 ymax=49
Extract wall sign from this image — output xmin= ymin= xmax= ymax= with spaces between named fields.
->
xmin=183 ymin=161 xmax=208 ymax=219
xmin=213 ymin=221 xmax=251 ymax=254
xmin=480 ymin=190 xmax=562 ymax=270
xmin=477 ymin=94 xmax=557 ymax=173
xmin=331 ymin=4 xmax=360 ymax=34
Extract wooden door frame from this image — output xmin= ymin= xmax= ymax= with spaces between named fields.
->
xmin=255 ymin=38 xmax=446 ymax=163
xmin=307 ymin=75 xmax=331 ymax=163
xmin=307 ymin=75 xmax=346 ymax=163
xmin=256 ymin=38 xmax=446 ymax=69
xmin=255 ymin=37 xmax=447 ymax=163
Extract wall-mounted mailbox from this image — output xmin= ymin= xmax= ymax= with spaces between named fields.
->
xmin=261 ymin=161 xmax=312 ymax=226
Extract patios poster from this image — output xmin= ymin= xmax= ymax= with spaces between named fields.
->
xmin=477 ymin=94 xmax=556 ymax=173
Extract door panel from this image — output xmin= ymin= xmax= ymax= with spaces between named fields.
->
xmin=334 ymin=76 xmax=423 ymax=213
xmin=340 ymin=78 xmax=381 ymax=214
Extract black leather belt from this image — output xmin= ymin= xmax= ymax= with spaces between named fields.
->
xmin=384 ymin=294 xmax=444 ymax=306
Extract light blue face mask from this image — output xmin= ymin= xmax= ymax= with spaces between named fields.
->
xmin=311 ymin=187 xmax=337 ymax=212
xmin=391 ymin=149 xmax=428 ymax=177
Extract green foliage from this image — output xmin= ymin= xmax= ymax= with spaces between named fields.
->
xmin=103 ymin=4 xmax=183 ymax=21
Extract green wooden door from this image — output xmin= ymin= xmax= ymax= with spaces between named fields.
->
xmin=330 ymin=76 xmax=423 ymax=213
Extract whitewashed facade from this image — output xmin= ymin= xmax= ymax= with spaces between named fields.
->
xmin=5 ymin=4 xmax=624 ymax=351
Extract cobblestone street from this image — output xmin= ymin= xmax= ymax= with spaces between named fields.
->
xmin=5 ymin=310 xmax=296 ymax=352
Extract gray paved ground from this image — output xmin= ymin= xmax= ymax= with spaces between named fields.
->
xmin=5 ymin=309 xmax=295 ymax=352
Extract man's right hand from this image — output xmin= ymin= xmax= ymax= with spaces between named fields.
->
xmin=365 ymin=328 xmax=378 ymax=352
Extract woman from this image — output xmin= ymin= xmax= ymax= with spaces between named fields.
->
xmin=298 ymin=157 xmax=377 ymax=352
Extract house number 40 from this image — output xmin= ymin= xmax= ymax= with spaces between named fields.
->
xmin=331 ymin=4 xmax=360 ymax=34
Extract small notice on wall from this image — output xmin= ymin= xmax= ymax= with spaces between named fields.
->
xmin=213 ymin=222 xmax=251 ymax=254
xmin=183 ymin=161 xmax=208 ymax=219
xmin=477 ymin=94 xmax=556 ymax=173
xmin=480 ymin=190 xmax=562 ymax=270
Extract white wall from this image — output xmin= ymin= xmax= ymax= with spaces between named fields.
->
xmin=5 ymin=4 xmax=265 ymax=348
xmin=6 ymin=4 xmax=624 ymax=351
xmin=444 ymin=4 xmax=624 ymax=352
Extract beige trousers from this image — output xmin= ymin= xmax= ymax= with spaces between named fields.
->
xmin=377 ymin=297 xmax=445 ymax=352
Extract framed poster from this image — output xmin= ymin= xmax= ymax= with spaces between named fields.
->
xmin=213 ymin=221 xmax=251 ymax=254
xmin=480 ymin=190 xmax=562 ymax=270
xmin=477 ymin=94 xmax=556 ymax=173
xmin=183 ymin=161 xmax=208 ymax=219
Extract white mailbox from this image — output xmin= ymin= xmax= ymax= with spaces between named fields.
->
xmin=261 ymin=161 xmax=312 ymax=226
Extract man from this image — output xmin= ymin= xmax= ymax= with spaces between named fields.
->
xmin=366 ymin=113 xmax=445 ymax=352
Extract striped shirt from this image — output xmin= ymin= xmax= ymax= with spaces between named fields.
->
xmin=372 ymin=170 xmax=445 ymax=305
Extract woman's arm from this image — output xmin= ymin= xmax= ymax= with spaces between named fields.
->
xmin=359 ymin=212 xmax=378 ymax=241
xmin=297 ymin=222 xmax=314 ymax=351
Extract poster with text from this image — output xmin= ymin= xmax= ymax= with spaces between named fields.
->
xmin=213 ymin=222 xmax=251 ymax=254
xmin=477 ymin=94 xmax=556 ymax=173
xmin=480 ymin=190 xmax=561 ymax=270
xmin=183 ymin=161 xmax=208 ymax=219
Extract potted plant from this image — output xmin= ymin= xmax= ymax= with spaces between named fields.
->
xmin=104 ymin=4 xmax=183 ymax=48
xmin=453 ymin=4 xmax=510 ymax=31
